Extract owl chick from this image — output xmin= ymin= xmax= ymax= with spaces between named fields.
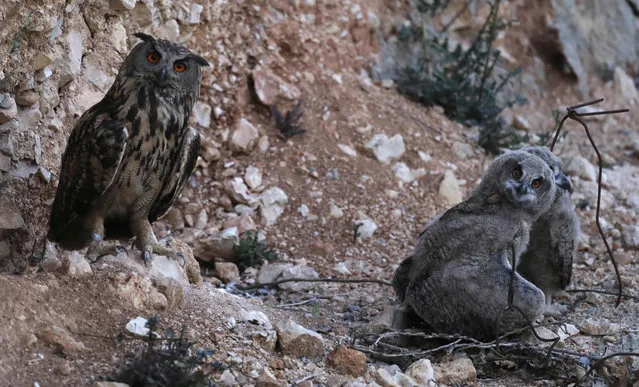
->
xmin=517 ymin=146 xmax=580 ymax=314
xmin=394 ymin=151 xmax=556 ymax=339
xmin=48 ymin=33 xmax=209 ymax=264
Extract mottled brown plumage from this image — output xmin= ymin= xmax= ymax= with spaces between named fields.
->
xmin=48 ymin=33 xmax=209 ymax=263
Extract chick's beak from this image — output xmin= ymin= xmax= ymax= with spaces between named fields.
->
xmin=159 ymin=65 xmax=167 ymax=82
xmin=555 ymin=172 xmax=572 ymax=192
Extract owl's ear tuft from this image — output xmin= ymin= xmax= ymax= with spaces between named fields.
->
xmin=188 ymin=53 xmax=210 ymax=67
xmin=133 ymin=32 xmax=156 ymax=43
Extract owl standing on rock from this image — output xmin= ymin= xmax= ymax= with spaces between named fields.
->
xmin=48 ymin=33 xmax=209 ymax=264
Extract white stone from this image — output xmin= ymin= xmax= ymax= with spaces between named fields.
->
xmin=338 ymin=143 xmax=358 ymax=157
xmin=563 ymin=156 xmax=597 ymax=182
xmin=59 ymin=31 xmax=84 ymax=86
xmin=244 ymin=166 xmax=263 ymax=190
xmin=392 ymin=162 xmax=426 ymax=183
xmin=193 ymin=102 xmax=212 ymax=128
xmin=614 ymin=67 xmax=638 ymax=101
xmin=405 ymin=359 xmax=436 ymax=387
xmin=111 ymin=0 xmax=137 ymax=10
xmin=0 ymin=94 xmax=18 ymax=124
xmin=557 ymin=323 xmax=580 ymax=342
xmin=513 ymin=115 xmax=532 ymax=131
xmin=158 ymin=19 xmax=180 ymax=41
xmin=298 ymin=204 xmax=310 ymax=217
xmin=334 ymin=262 xmax=352 ymax=275
xmin=418 ymin=151 xmax=432 ymax=163
xmin=439 ymin=170 xmax=462 ymax=205
xmin=259 ymin=187 xmax=289 ymax=226
xmin=365 ymin=134 xmax=405 ymax=164
xmin=67 ymin=252 xmax=92 ymax=278
xmin=213 ymin=106 xmax=224 ymax=119
xmin=219 ymin=370 xmax=237 ymax=386
xmin=230 ymin=118 xmax=259 ymax=154
xmin=355 ymin=218 xmax=377 ymax=240
xmin=274 ymin=319 xmax=325 ymax=359
xmin=240 ymin=310 xmax=273 ymax=329
xmin=579 ymin=318 xmax=621 ymax=336
xmin=189 ymin=4 xmax=204 ymax=24
xmin=125 ymin=316 xmax=151 ymax=337
xmin=452 ymin=142 xmax=474 ymax=159
xmin=224 ymin=177 xmax=257 ymax=205
xmin=329 ymin=203 xmax=344 ymax=218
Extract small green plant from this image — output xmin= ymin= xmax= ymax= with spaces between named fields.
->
xmin=233 ymin=231 xmax=279 ymax=272
xmin=108 ymin=316 xmax=223 ymax=387
xmin=395 ymin=0 xmax=527 ymax=153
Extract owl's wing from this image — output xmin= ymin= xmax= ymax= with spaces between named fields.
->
xmin=149 ymin=126 xmax=200 ymax=223
xmin=392 ymin=255 xmax=414 ymax=302
xmin=48 ymin=114 xmax=129 ymax=240
xmin=551 ymin=213 xmax=576 ymax=289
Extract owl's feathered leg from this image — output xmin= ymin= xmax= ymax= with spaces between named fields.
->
xmin=85 ymin=217 xmax=125 ymax=262
xmin=131 ymin=218 xmax=186 ymax=266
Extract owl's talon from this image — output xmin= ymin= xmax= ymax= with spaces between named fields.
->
xmin=176 ymin=251 xmax=186 ymax=267
xmin=143 ymin=250 xmax=152 ymax=266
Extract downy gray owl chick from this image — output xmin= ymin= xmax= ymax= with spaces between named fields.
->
xmin=517 ymin=146 xmax=580 ymax=314
xmin=394 ymin=151 xmax=556 ymax=339
xmin=48 ymin=33 xmax=209 ymax=263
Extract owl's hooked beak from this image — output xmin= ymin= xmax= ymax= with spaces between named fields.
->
xmin=505 ymin=179 xmax=536 ymax=203
xmin=159 ymin=65 xmax=168 ymax=82
xmin=555 ymin=172 xmax=572 ymax=192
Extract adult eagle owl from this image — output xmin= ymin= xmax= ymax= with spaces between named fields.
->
xmin=48 ymin=33 xmax=209 ymax=264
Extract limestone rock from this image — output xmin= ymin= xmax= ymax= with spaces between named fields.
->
xmin=405 ymin=359 xmax=436 ymax=387
xmin=439 ymin=170 xmax=462 ymax=205
xmin=231 ymin=118 xmax=260 ymax=154
xmin=224 ymin=177 xmax=257 ymax=205
xmin=274 ymin=319 xmax=325 ymax=360
xmin=579 ymin=317 xmax=622 ymax=336
xmin=433 ymin=358 xmax=477 ymax=385
xmin=15 ymin=90 xmax=39 ymax=107
xmin=193 ymin=231 xmax=238 ymax=262
xmin=125 ymin=316 xmax=152 ymax=337
xmin=215 ymin=262 xmax=240 ymax=283
xmin=278 ymin=263 xmax=320 ymax=291
xmin=338 ymin=143 xmax=358 ymax=157
xmin=37 ymin=325 xmax=86 ymax=355
xmin=623 ymin=224 xmax=639 ymax=250
xmin=153 ymin=275 xmax=184 ymax=310
xmin=244 ymin=166 xmax=263 ymax=190
xmin=256 ymin=369 xmax=286 ymax=387
xmin=375 ymin=365 xmax=417 ymax=387
xmin=365 ymin=133 xmax=405 ymax=164
xmin=93 ymin=382 xmax=131 ymax=387
xmin=223 ymin=214 xmax=257 ymax=234
xmin=0 ymin=94 xmax=18 ymax=124
xmin=614 ymin=67 xmax=638 ymax=101
xmin=354 ymin=218 xmax=377 ymax=240
xmin=327 ymin=346 xmax=367 ymax=376
xmin=252 ymin=65 xmax=301 ymax=105
xmin=0 ymin=201 xmax=25 ymax=236
xmin=67 ymin=252 xmax=92 ymax=278
xmin=392 ymin=162 xmax=426 ymax=183
xmin=193 ymin=102 xmax=211 ymax=128
xmin=259 ymin=187 xmax=288 ymax=226
xmin=452 ymin=141 xmax=474 ymax=159
xmin=252 ymin=329 xmax=278 ymax=352
xmin=563 ymin=156 xmax=597 ymax=182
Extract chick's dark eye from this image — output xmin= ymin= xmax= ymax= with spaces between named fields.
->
xmin=531 ymin=178 xmax=543 ymax=189
xmin=512 ymin=167 xmax=523 ymax=179
xmin=147 ymin=52 xmax=160 ymax=64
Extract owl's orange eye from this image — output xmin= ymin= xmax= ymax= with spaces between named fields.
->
xmin=512 ymin=167 xmax=523 ymax=179
xmin=147 ymin=52 xmax=160 ymax=64
xmin=531 ymin=178 xmax=543 ymax=189
xmin=173 ymin=62 xmax=187 ymax=73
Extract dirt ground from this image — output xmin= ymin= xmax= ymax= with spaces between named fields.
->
xmin=1 ymin=0 xmax=639 ymax=386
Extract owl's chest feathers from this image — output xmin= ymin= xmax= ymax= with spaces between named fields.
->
xmin=104 ymin=89 xmax=189 ymax=215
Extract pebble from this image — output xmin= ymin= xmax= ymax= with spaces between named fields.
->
xmin=188 ymin=3 xmax=204 ymax=24
xmin=614 ymin=67 xmax=638 ymax=101
xmin=215 ymin=262 xmax=240 ymax=283
xmin=298 ymin=204 xmax=310 ymax=217
xmin=329 ymin=204 xmax=344 ymax=218
xmin=579 ymin=318 xmax=622 ymax=336
xmin=259 ymin=187 xmax=289 ymax=226
xmin=193 ymin=102 xmax=212 ymax=128
xmin=0 ymin=94 xmax=18 ymax=124
xmin=125 ymin=316 xmax=152 ymax=337
xmin=338 ymin=143 xmax=358 ymax=157
xmin=354 ymin=218 xmax=377 ymax=240
xmin=392 ymin=162 xmax=426 ymax=183
xmin=251 ymin=65 xmax=301 ymax=105
xmin=231 ymin=118 xmax=260 ymax=154
xmin=433 ymin=357 xmax=477 ymax=384
xmin=438 ymin=170 xmax=462 ymax=205
xmin=564 ymin=156 xmax=597 ymax=182
xmin=451 ymin=141 xmax=474 ymax=159
xmin=274 ymin=319 xmax=325 ymax=360
xmin=67 ymin=252 xmax=92 ymax=278
xmin=405 ymin=359 xmax=436 ymax=386
xmin=244 ymin=166 xmax=263 ymax=190
xmin=15 ymin=90 xmax=39 ymax=106
xmin=327 ymin=346 xmax=367 ymax=376
xmin=365 ymin=133 xmax=405 ymax=164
